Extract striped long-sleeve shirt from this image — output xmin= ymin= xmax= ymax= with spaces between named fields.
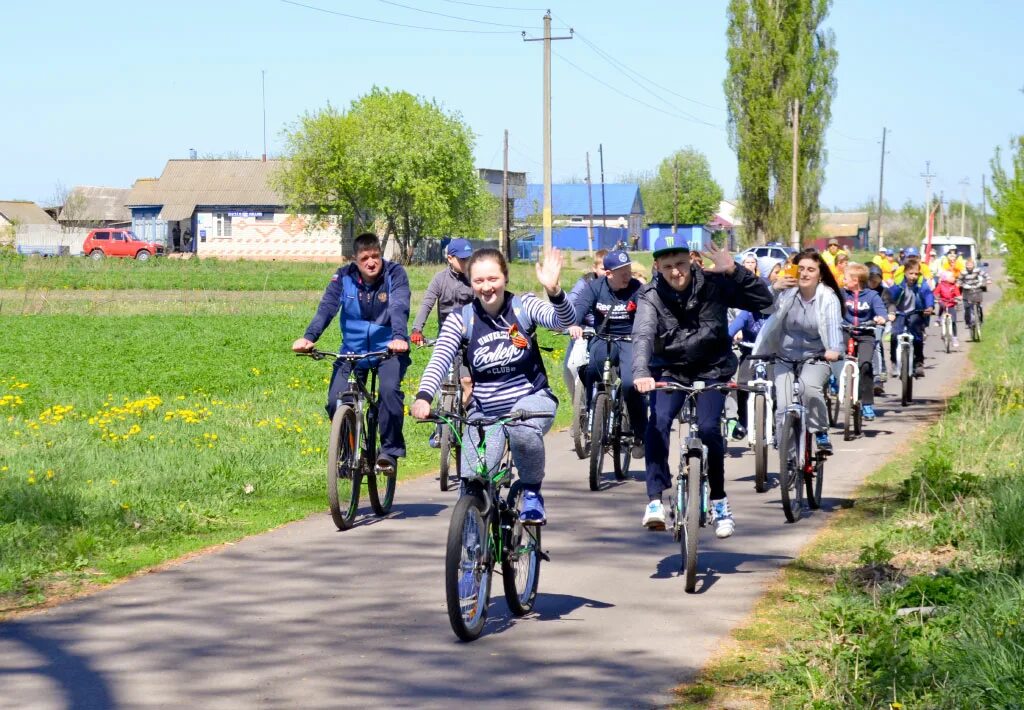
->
xmin=416 ymin=291 xmax=575 ymax=415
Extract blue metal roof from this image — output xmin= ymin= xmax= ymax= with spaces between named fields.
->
xmin=514 ymin=183 xmax=643 ymax=220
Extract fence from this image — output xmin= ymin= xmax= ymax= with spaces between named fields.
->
xmin=13 ymin=225 xmax=90 ymax=255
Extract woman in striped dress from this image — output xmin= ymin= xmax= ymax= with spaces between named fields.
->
xmin=410 ymin=248 xmax=575 ymax=525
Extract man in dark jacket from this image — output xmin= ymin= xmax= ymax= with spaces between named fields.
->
xmin=292 ymin=233 xmax=411 ymax=475
xmin=410 ymin=238 xmax=474 ymax=342
xmin=633 ymin=236 xmax=773 ymax=537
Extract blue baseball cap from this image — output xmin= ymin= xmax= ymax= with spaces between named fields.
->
xmin=905 ymin=247 xmax=919 ymax=257
xmin=603 ymin=250 xmax=632 ymax=271
xmin=446 ymin=238 xmax=472 ymax=259
xmin=652 ymin=235 xmax=690 ymax=258
xmin=885 ymin=248 xmax=894 ymax=256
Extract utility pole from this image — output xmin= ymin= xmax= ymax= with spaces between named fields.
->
xmin=523 ymin=13 xmax=573 ymax=254
xmin=501 ymin=129 xmax=510 ymax=260
xmin=585 ymin=151 xmax=595 ymax=258
xmin=672 ymin=154 xmax=679 ymax=234
xmin=599 ymin=143 xmax=608 ymax=242
xmin=921 ymin=161 xmax=935 ymax=240
xmin=261 ymin=69 xmax=267 ymax=162
xmin=876 ymin=127 xmax=887 ymax=250
xmin=938 ymin=191 xmax=946 ymax=235
xmin=959 ymin=177 xmax=970 ymax=236
xmin=790 ymin=97 xmax=800 ymax=251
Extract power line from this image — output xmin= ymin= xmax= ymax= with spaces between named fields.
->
xmin=551 ymin=49 xmax=725 ymax=131
xmin=371 ymin=0 xmax=549 ymax=29
xmin=279 ymin=0 xmax=521 ymax=33
xmin=436 ymin=0 xmax=547 ymax=11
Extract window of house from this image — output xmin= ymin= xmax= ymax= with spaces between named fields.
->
xmin=255 ymin=212 xmax=274 ymax=221
xmin=215 ymin=213 xmax=233 ymax=237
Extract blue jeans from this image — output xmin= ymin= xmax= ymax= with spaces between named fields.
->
xmin=327 ymin=355 xmax=410 ymax=460
xmin=584 ymin=338 xmax=648 ymax=438
xmin=460 ymin=391 xmax=557 ymax=488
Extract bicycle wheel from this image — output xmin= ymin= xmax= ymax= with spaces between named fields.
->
xmin=588 ymin=393 xmax=609 ymax=491
xmin=326 ymin=405 xmax=360 ymax=530
xmin=502 ymin=481 xmax=542 ymax=616
xmin=806 ymin=438 xmax=824 ymax=510
xmin=682 ymin=452 xmax=703 ymax=593
xmin=826 ymin=382 xmax=839 ymax=428
xmin=445 ymin=493 xmax=492 ymax=641
xmin=900 ymin=349 xmax=912 ymax=407
xmin=842 ymin=368 xmax=855 ymax=441
xmin=944 ymin=324 xmax=951 ymax=354
xmin=366 ymin=412 xmax=395 ymax=517
xmin=571 ymin=380 xmax=590 ymax=459
xmin=612 ymin=399 xmax=629 ymax=481
xmin=972 ymin=314 xmax=981 ymax=343
xmin=778 ymin=412 xmax=803 ymax=523
xmin=753 ymin=394 xmax=768 ymax=493
xmin=438 ymin=393 xmax=459 ymax=492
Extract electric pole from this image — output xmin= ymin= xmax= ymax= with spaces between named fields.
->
xmin=599 ymin=143 xmax=608 ymax=237
xmin=876 ymin=127 xmax=887 ymax=250
xmin=939 ymin=191 xmax=946 ymax=235
xmin=501 ymin=129 xmax=510 ymax=259
xmin=921 ymin=161 xmax=935 ymax=240
xmin=790 ymin=97 xmax=800 ymax=251
xmin=959 ymin=177 xmax=969 ymax=236
xmin=261 ymin=69 xmax=267 ymax=162
xmin=673 ymin=154 xmax=679 ymax=234
xmin=523 ymin=13 xmax=572 ymax=254
xmin=585 ymin=151 xmax=594 ymax=258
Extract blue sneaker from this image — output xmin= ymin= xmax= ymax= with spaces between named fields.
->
xmin=862 ymin=404 xmax=876 ymax=421
xmin=815 ymin=432 xmax=833 ymax=454
xmin=428 ymin=426 xmax=441 ymax=449
xmin=519 ymin=490 xmax=546 ymax=526
xmin=828 ymin=374 xmax=839 ymax=395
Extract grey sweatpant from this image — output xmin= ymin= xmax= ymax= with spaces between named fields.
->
xmin=460 ymin=391 xmax=557 ymax=487
xmin=774 ymin=360 xmax=831 ymax=434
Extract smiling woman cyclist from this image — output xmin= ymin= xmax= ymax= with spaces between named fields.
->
xmin=411 ymin=248 xmax=575 ymax=525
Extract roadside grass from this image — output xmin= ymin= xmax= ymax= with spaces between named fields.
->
xmin=0 ymin=312 xmax=571 ymax=614
xmin=675 ymin=299 xmax=1024 ymax=709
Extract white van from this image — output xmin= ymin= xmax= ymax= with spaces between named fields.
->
xmin=920 ymin=235 xmax=979 ymax=261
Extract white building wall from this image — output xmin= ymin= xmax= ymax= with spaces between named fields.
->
xmin=193 ymin=211 xmax=344 ymax=260
xmin=14 ymin=225 xmax=90 ymax=254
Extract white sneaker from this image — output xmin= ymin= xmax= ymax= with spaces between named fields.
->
xmin=712 ymin=498 xmax=735 ymax=539
xmin=642 ymin=500 xmax=666 ymax=530
xmin=953 ymin=337 xmax=960 ymax=348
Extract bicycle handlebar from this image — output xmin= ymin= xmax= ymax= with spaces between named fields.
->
xmin=416 ymin=409 xmax=551 ymax=427
xmin=295 ymin=348 xmax=394 ymax=362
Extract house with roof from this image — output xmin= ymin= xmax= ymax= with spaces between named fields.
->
xmin=0 ymin=200 xmax=58 ymax=230
xmin=514 ymin=183 xmax=645 ymax=250
xmin=0 ymin=201 xmax=70 ymax=254
xmin=58 ymin=186 xmax=132 ymax=228
xmin=812 ymin=211 xmax=870 ymax=251
xmin=124 ymin=159 xmax=347 ymax=259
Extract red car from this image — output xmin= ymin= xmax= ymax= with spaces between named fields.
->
xmin=83 ymin=228 xmax=164 ymax=261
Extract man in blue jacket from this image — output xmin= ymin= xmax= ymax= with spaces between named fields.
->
xmin=886 ymin=256 xmax=934 ymax=379
xmin=292 ymin=233 xmax=412 ymax=475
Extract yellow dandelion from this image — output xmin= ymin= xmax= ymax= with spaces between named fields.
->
xmin=27 ymin=476 xmax=36 ymax=485
xmin=110 ymin=479 xmax=118 ymax=486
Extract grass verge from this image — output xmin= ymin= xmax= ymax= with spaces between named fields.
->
xmin=675 ymin=297 xmax=1024 ymax=709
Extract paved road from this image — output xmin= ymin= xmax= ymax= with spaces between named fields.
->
xmin=0 ymin=269 xmax=1000 ymax=709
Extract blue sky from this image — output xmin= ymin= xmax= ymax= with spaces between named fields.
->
xmin=2 ymin=0 xmax=1022 ymax=212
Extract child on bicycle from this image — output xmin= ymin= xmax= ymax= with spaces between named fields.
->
xmin=841 ymin=263 xmax=887 ymax=421
xmin=933 ymin=270 xmax=962 ymax=348
xmin=886 ymin=256 xmax=935 ymax=379
xmin=411 ymin=248 xmax=574 ymax=525
xmin=958 ymin=259 xmax=988 ymax=329
xmin=633 ymin=237 xmax=773 ymax=537
xmin=570 ymin=249 xmax=646 ymax=458
xmin=292 ymin=233 xmax=411 ymax=476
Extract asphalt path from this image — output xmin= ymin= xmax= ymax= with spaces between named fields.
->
xmin=0 ymin=266 xmax=1001 ymax=709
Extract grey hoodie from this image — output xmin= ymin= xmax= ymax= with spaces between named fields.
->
xmin=411 ymin=265 xmax=474 ymax=336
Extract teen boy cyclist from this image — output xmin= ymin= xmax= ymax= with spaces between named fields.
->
xmin=887 ymin=256 xmax=934 ymax=379
xmin=292 ymin=233 xmax=412 ymax=476
xmin=632 ymin=237 xmax=773 ymax=538
xmin=410 ymin=238 xmax=474 ymax=344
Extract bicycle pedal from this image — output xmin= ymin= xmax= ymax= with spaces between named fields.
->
xmin=538 ymin=550 xmax=551 ymax=562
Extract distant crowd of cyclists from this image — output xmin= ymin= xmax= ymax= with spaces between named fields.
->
xmin=292 ymin=231 xmax=991 ymax=541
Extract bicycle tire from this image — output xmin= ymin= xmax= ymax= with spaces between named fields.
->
xmin=327 ymin=405 xmax=360 ymax=530
xmin=972 ymin=317 xmax=981 ymax=343
xmin=854 ymin=397 xmax=863 ymax=436
xmin=571 ymin=381 xmax=590 ymax=459
xmin=900 ymin=349 xmax=912 ymax=407
xmin=778 ymin=412 xmax=802 ymax=523
xmin=366 ymin=412 xmax=395 ymax=517
xmin=588 ymin=393 xmax=609 ymax=491
xmin=753 ymin=394 xmax=768 ymax=493
xmin=612 ymin=399 xmax=629 ymax=481
xmin=807 ymin=445 xmax=824 ymax=509
xmin=502 ymin=481 xmax=541 ymax=616
xmin=944 ymin=325 xmax=951 ymax=354
xmin=826 ymin=383 xmax=839 ymax=428
xmin=445 ymin=493 xmax=492 ymax=641
xmin=438 ymin=393 xmax=459 ymax=492
xmin=842 ymin=368 xmax=855 ymax=441
xmin=682 ymin=452 xmax=702 ymax=593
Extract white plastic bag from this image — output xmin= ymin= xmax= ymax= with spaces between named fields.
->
xmin=566 ymin=336 xmax=590 ymax=370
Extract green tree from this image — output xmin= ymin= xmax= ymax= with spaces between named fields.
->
xmin=724 ymin=0 xmax=838 ymax=243
xmin=638 ymin=148 xmax=723 ymax=225
xmin=276 ymin=87 xmax=484 ymax=261
xmin=988 ymin=135 xmax=1024 ymax=283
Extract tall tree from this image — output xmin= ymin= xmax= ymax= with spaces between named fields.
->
xmin=724 ymin=0 xmax=838 ymax=243
xmin=988 ymin=135 xmax=1024 ymax=283
xmin=639 ymin=148 xmax=723 ymax=225
xmin=276 ymin=87 xmax=484 ymax=261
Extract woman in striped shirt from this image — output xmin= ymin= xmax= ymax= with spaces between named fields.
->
xmin=410 ymin=248 xmax=575 ymax=525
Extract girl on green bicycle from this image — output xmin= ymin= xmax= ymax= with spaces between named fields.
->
xmin=411 ymin=248 xmax=575 ymax=525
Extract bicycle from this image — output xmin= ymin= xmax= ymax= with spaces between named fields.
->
xmin=837 ymin=324 xmax=876 ymax=441
xmin=297 ymin=348 xmax=397 ymax=530
xmin=421 ymin=339 xmax=466 ymax=492
xmin=586 ymin=331 xmax=633 ymax=491
xmin=737 ymin=342 xmax=775 ymax=494
xmin=893 ymin=309 xmax=928 ymax=407
xmin=566 ymin=329 xmax=594 ymax=460
xmin=771 ymin=356 xmax=831 ymax=521
xmin=655 ymin=380 xmax=735 ymax=593
xmin=939 ymin=306 xmax=956 ymax=353
xmin=965 ymin=299 xmax=983 ymax=342
xmin=419 ymin=409 xmax=549 ymax=642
